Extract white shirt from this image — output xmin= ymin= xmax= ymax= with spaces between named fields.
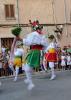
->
xmin=23 ymin=31 xmax=48 ymax=47
xmin=2 ymin=47 xmax=6 ymax=53
xmin=14 ymin=48 xmax=24 ymax=56
xmin=61 ymin=55 xmax=66 ymax=66
xmin=45 ymin=42 xmax=55 ymax=53
xmin=67 ymin=55 xmax=71 ymax=65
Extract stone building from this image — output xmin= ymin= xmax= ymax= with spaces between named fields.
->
xmin=0 ymin=0 xmax=71 ymax=51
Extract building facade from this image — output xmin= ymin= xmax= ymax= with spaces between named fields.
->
xmin=0 ymin=0 xmax=71 ymax=51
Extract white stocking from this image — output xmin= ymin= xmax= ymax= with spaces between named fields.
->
xmin=49 ymin=62 xmax=56 ymax=79
xmin=51 ymin=67 xmax=55 ymax=76
xmin=14 ymin=67 xmax=19 ymax=81
xmin=15 ymin=67 xmax=19 ymax=77
xmin=24 ymin=64 xmax=33 ymax=85
xmin=9 ymin=63 xmax=15 ymax=74
xmin=43 ymin=58 xmax=47 ymax=71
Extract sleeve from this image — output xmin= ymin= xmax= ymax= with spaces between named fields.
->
xmin=41 ymin=36 xmax=48 ymax=47
xmin=44 ymin=46 xmax=50 ymax=53
xmin=23 ymin=33 xmax=34 ymax=46
xmin=23 ymin=32 xmax=42 ymax=45
xmin=23 ymin=38 xmax=32 ymax=46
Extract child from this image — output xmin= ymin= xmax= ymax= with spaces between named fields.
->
xmin=61 ymin=52 xmax=66 ymax=70
xmin=13 ymin=40 xmax=24 ymax=81
xmin=0 ymin=53 xmax=3 ymax=77
xmin=44 ymin=35 xmax=58 ymax=80
xmin=0 ymin=53 xmax=2 ymax=86
xmin=9 ymin=38 xmax=24 ymax=81
xmin=66 ymin=53 xmax=71 ymax=70
xmin=9 ymin=27 xmax=24 ymax=81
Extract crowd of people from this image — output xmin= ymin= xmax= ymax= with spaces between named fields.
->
xmin=0 ymin=20 xmax=71 ymax=90
xmin=0 ymin=45 xmax=71 ymax=75
xmin=0 ymin=47 xmax=13 ymax=77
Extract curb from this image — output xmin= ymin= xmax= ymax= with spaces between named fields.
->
xmin=0 ymin=70 xmax=70 ymax=79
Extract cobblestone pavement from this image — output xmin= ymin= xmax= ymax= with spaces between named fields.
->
xmin=0 ymin=70 xmax=71 ymax=100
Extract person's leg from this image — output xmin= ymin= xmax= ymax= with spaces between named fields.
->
xmin=43 ymin=58 xmax=47 ymax=71
xmin=0 ymin=81 xmax=1 ymax=86
xmin=9 ymin=63 xmax=15 ymax=76
xmin=8 ymin=67 xmax=13 ymax=75
xmin=19 ymin=67 xmax=23 ymax=74
xmin=14 ymin=67 xmax=19 ymax=81
xmin=0 ymin=69 xmax=1 ymax=77
xmin=49 ymin=62 xmax=56 ymax=80
xmin=24 ymin=63 xmax=35 ymax=90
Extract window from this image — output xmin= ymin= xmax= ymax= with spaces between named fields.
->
xmin=1 ymin=38 xmax=13 ymax=49
xmin=5 ymin=4 xmax=15 ymax=19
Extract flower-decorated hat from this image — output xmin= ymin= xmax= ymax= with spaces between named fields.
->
xmin=11 ymin=27 xmax=22 ymax=37
xmin=29 ymin=20 xmax=43 ymax=31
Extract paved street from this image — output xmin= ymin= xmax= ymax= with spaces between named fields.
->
xmin=0 ymin=70 xmax=71 ymax=100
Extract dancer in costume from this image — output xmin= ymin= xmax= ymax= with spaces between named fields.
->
xmin=22 ymin=20 xmax=48 ymax=90
xmin=9 ymin=27 xmax=24 ymax=81
xmin=13 ymin=40 xmax=24 ymax=81
xmin=9 ymin=39 xmax=24 ymax=81
xmin=44 ymin=35 xmax=58 ymax=80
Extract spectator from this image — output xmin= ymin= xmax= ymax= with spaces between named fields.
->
xmin=66 ymin=53 xmax=71 ymax=70
xmin=61 ymin=52 xmax=66 ymax=70
xmin=0 ymin=53 xmax=3 ymax=77
xmin=1 ymin=45 xmax=6 ymax=56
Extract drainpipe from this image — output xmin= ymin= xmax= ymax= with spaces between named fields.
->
xmin=64 ymin=0 xmax=68 ymax=36
xmin=17 ymin=0 xmax=20 ymax=27
xmin=52 ymin=0 xmax=56 ymax=25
